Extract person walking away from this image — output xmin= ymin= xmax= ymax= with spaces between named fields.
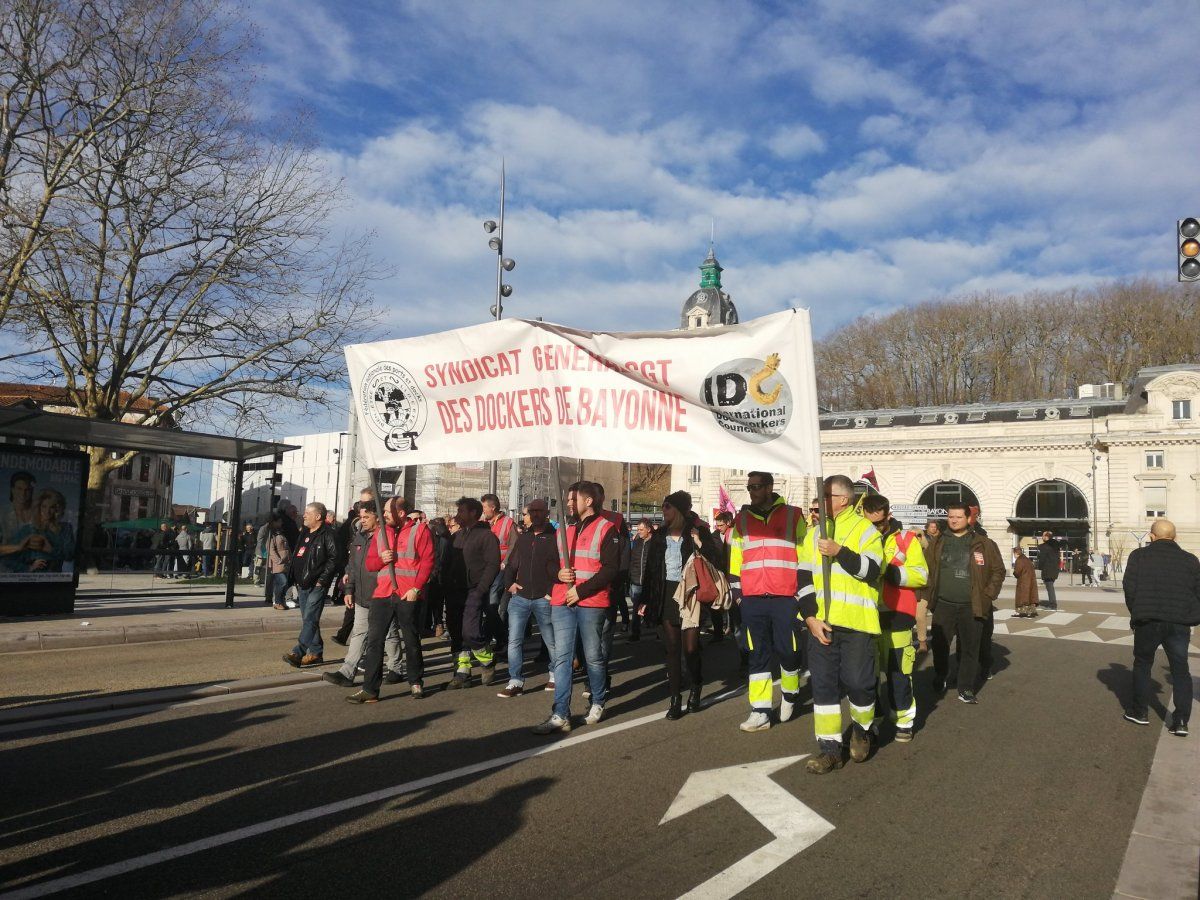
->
xmin=796 ymin=475 xmax=882 ymax=773
xmin=627 ymin=518 xmax=653 ymax=642
xmin=728 ymin=471 xmax=807 ymax=734
xmin=482 ymin=493 xmax=515 ymax=649
xmin=533 ymin=481 xmax=620 ymax=734
xmin=1012 ymin=545 xmax=1039 ymax=617
xmin=174 ymin=525 xmax=193 ymax=578
xmin=640 ymin=491 xmax=723 ymax=719
xmin=1121 ymin=518 xmax=1200 ymax=735
xmin=498 ymin=498 xmax=559 ymax=697
xmin=1038 ymin=531 xmax=1061 ymax=610
xmin=281 ymin=502 xmax=338 ymax=668
xmin=861 ymin=494 xmax=928 ymax=742
xmin=199 ymin=526 xmax=217 ymax=577
xmin=346 ymin=496 xmax=434 ymax=702
xmin=322 ymin=503 xmax=402 ymax=690
xmin=924 ymin=502 xmax=1005 ymax=703
xmin=152 ymin=522 xmax=175 ymax=579
xmin=445 ymin=497 xmax=501 ymax=688
xmin=266 ymin=515 xmax=291 ymax=609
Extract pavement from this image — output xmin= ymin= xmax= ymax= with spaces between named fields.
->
xmin=0 ymin=593 xmax=1197 ymax=899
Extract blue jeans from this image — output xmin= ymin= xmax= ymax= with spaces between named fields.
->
xmin=507 ymin=594 xmax=555 ymax=687
xmin=292 ymin=585 xmax=326 ymax=657
xmin=271 ymin=572 xmax=288 ymax=606
xmin=550 ymin=604 xmax=607 ymax=718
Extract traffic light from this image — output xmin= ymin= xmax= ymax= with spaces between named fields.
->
xmin=1181 ymin=218 xmax=1200 ymax=282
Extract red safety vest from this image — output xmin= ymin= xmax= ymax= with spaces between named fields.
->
xmin=736 ymin=504 xmax=801 ymax=597
xmin=491 ymin=513 xmax=515 ymax=566
xmin=551 ymin=514 xmax=615 ymax=608
xmin=373 ymin=519 xmax=425 ymax=598
xmin=882 ymin=530 xmax=919 ymax=617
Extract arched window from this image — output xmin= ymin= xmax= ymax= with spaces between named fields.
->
xmin=1014 ymin=480 xmax=1088 ymax=520
xmin=917 ymin=480 xmax=979 ymax=511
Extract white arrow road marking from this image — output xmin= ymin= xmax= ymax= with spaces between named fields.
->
xmin=660 ymin=756 xmax=834 ymax=899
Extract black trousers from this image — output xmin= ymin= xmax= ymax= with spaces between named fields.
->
xmin=362 ymin=597 xmax=424 ymax=694
xmin=1131 ymin=620 xmax=1193 ymax=723
xmin=932 ymin=601 xmax=983 ymax=690
xmin=335 ymin=605 xmax=355 ymax=644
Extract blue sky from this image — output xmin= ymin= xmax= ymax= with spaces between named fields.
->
xmin=245 ymin=0 xmax=1190 ymax=335
xmin=180 ymin=0 xmax=1191 ymax=501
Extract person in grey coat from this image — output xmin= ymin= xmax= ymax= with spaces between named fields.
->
xmin=322 ymin=503 xmax=401 ymax=688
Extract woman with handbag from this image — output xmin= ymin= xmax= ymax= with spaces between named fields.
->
xmin=641 ymin=491 xmax=723 ymax=719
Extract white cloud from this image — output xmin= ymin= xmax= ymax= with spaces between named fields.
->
xmin=766 ymin=124 xmax=826 ymax=159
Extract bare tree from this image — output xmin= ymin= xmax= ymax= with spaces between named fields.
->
xmin=817 ymin=280 xmax=1200 ymax=409
xmin=0 ymin=0 xmax=384 ymax=527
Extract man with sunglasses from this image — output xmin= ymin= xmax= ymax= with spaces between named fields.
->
xmin=727 ymin=471 xmax=807 ymax=733
xmin=797 ymin=474 xmax=884 ymax=774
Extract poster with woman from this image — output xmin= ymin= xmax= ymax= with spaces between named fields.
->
xmin=0 ymin=446 xmax=87 ymax=584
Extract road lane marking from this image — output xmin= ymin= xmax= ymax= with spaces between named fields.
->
xmin=0 ymin=685 xmax=745 ymax=898
xmin=661 ymin=756 xmax=834 ymax=899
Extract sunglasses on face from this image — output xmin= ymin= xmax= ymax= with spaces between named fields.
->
xmin=746 ymin=483 xmax=767 ymax=490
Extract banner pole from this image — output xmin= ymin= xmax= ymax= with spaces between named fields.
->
xmin=817 ymin=470 xmax=832 ymax=626
xmin=368 ymin=468 xmax=399 ymax=590
xmin=550 ymin=456 xmax=569 ymax=562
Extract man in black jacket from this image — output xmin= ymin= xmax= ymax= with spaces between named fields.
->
xmin=445 ymin=496 xmax=501 ymax=688
xmin=497 ymin=498 xmax=560 ymax=697
xmin=1038 ymin=531 xmax=1061 ymax=610
xmin=282 ymin=502 xmax=339 ymax=668
xmin=1122 ymin=519 xmax=1200 ymax=736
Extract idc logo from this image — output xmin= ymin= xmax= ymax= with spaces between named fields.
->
xmin=701 ymin=354 xmax=793 ymax=444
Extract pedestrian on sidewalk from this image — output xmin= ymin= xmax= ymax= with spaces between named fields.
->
xmin=1012 ymin=545 xmax=1039 ymax=617
xmin=925 ymin=503 xmax=1005 ymax=704
xmin=238 ymin=523 xmax=256 ymax=578
xmin=445 ymin=496 xmax=501 ymax=689
xmin=255 ymin=519 xmax=270 ymax=591
xmin=267 ymin=515 xmax=291 ymax=609
xmin=175 ymin=525 xmax=193 ymax=578
xmin=346 ymin=497 xmax=433 ymax=703
xmin=1121 ymin=519 xmax=1200 ymax=736
xmin=281 ymin=502 xmax=338 ymax=669
xmin=199 ymin=525 xmax=217 ymax=577
xmin=498 ymin=498 xmax=559 ymax=698
xmin=152 ymin=521 xmax=175 ymax=579
xmin=1038 ymin=531 xmax=1061 ymax=610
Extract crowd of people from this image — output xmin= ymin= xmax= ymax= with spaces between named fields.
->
xmin=249 ymin=466 xmax=1196 ymax=761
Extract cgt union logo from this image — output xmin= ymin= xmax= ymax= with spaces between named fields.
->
xmin=361 ymin=361 xmax=427 ymax=451
xmin=702 ymin=353 xmax=793 ymax=444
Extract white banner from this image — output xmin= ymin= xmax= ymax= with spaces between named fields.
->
xmin=344 ymin=310 xmax=822 ymax=475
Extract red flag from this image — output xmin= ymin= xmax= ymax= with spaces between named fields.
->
xmin=859 ymin=468 xmax=879 ymax=489
xmin=717 ymin=484 xmax=737 ymax=516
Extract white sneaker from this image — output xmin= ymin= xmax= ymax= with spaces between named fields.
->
xmin=779 ymin=696 xmax=796 ymax=723
xmin=532 ymin=714 xmax=571 ymax=735
xmin=284 ymin=600 xmax=297 ymax=609
xmin=740 ymin=711 xmax=772 ymax=732
xmin=584 ymin=704 xmax=604 ymax=725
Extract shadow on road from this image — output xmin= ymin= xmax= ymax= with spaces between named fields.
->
xmin=1096 ymin=662 xmax=1166 ymax=719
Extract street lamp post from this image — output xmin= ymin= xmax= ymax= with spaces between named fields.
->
xmin=332 ymin=431 xmax=349 ymax=519
xmin=483 ymin=160 xmax=516 ymax=497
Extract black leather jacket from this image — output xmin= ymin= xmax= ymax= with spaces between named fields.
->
xmin=290 ymin=524 xmax=339 ymax=591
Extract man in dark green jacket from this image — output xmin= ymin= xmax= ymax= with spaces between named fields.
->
xmin=924 ymin=502 xmax=1005 ymax=704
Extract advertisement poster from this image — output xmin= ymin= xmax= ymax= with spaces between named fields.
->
xmin=345 ymin=309 xmax=822 ymax=478
xmin=0 ymin=446 xmax=87 ymax=586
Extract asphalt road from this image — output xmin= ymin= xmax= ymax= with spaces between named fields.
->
xmin=0 ymin=627 xmax=1168 ymax=899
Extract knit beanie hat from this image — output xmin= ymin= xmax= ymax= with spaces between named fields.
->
xmin=663 ymin=490 xmax=694 ymax=516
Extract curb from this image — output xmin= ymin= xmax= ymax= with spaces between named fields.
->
xmin=0 ymin=610 xmax=345 ymax=654
xmin=0 ymin=671 xmax=326 ymax=726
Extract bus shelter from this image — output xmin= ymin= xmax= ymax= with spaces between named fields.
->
xmin=0 ymin=406 xmax=297 ymax=613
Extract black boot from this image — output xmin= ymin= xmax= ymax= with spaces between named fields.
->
xmin=666 ymin=695 xmax=685 ymax=720
xmin=686 ymin=686 xmax=702 ymax=714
